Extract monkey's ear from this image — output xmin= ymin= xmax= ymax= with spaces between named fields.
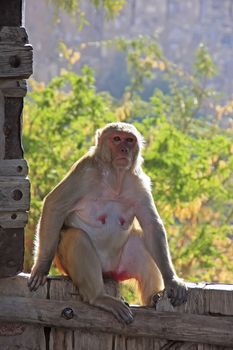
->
xmin=95 ymin=128 xmax=103 ymax=146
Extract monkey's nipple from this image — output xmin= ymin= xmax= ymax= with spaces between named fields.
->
xmin=97 ymin=214 xmax=107 ymax=224
xmin=119 ymin=217 xmax=125 ymax=226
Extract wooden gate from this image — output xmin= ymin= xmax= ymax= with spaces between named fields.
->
xmin=0 ymin=275 xmax=232 ymax=349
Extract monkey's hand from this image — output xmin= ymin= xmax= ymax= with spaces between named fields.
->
xmin=28 ymin=263 xmax=49 ymax=291
xmin=165 ymin=277 xmax=188 ymax=307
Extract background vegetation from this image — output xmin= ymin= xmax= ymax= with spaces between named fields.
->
xmin=23 ymin=1 xmax=233 ymax=301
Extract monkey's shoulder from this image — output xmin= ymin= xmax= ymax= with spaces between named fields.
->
xmin=70 ymin=153 xmax=97 ymax=173
xmin=130 ymin=169 xmax=151 ymax=194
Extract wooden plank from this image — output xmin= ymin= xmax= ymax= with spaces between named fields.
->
xmin=0 ymin=26 xmax=28 ymax=44
xmin=0 ymin=91 xmax=5 ymax=159
xmin=49 ymin=276 xmax=117 ymax=350
xmin=0 ymin=295 xmax=232 ymax=346
xmin=73 ymin=330 xmax=114 ymax=350
xmin=0 ymin=0 xmax=29 ymax=283
xmin=0 ymin=273 xmax=46 ymax=350
xmin=0 ymin=211 xmax=28 ymax=228
xmin=0 ymin=228 xmax=24 ymax=277
xmin=0 ymin=0 xmax=23 ymax=27
xmin=0 ymin=79 xmax=27 ymax=97
xmin=0 ymin=159 xmax=28 ymax=176
xmin=4 ymin=97 xmax=24 ymax=159
xmin=0 ymin=45 xmax=32 ymax=79
xmin=0 ymin=177 xmax=30 ymax=211
xmin=124 ymin=336 xmax=166 ymax=350
xmin=157 ymin=283 xmax=233 ymax=316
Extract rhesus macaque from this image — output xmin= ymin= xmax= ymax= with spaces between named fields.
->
xmin=29 ymin=122 xmax=188 ymax=324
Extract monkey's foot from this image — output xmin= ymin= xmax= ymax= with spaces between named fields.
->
xmin=151 ymin=290 xmax=164 ymax=309
xmin=92 ymin=294 xmax=134 ymax=324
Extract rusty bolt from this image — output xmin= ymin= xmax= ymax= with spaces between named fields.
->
xmin=61 ymin=308 xmax=74 ymax=320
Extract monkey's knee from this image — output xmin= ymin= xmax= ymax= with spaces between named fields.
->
xmin=57 ymin=228 xmax=105 ymax=302
xmin=139 ymin=261 xmax=164 ymax=306
xmin=133 ymin=239 xmax=164 ymax=304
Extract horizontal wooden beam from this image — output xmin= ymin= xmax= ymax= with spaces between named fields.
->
xmin=0 ymin=177 xmax=30 ymax=211
xmin=0 ymin=159 xmax=28 ymax=177
xmin=0 ymin=211 xmax=28 ymax=228
xmin=0 ymin=27 xmax=28 ymax=44
xmin=0 ymin=295 xmax=232 ymax=346
xmin=0 ymin=45 xmax=32 ymax=79
xmin=0 ymin=27 xmax=32 ymax=79
xmin=0 ymin=79 xmax=27 ymax=97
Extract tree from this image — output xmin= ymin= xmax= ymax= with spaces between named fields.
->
xmin=23 ymin=36 xmax=233 ymax=293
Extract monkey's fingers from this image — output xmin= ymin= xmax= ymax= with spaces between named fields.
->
xmin=168 ymin=284 xmax=188 ymax=307
xmin=28 ymin=273 xmax=47 ymax=291
xmin=112 ymin=303 xmax=134 ymax=325
xmin=94 ymin=296 xmax=134 ymax=324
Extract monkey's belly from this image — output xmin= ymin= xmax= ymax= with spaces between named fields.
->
xmin=64 ymin=211 xmax=132 ymax=271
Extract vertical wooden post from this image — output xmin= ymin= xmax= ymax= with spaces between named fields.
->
xmin=0 ymin=0 xmax=32 ymax=277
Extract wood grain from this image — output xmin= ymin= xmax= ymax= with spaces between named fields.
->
xmin=0 ymin=295 xmax=232 ymax=346
xmin=0 ymin=79 xmax=27 ymax=97
xmin=0 ymin=274 xmax=46 ymax=349
xmin=0 ymin=91 xmax=5 ymax=159
xmin=0 ymin=276 xmax=233 ymax=349
xmin=0 ymin=45 xmax=32 ymax=79
xmin=0 ymin=26 xmax=28 ymax=44
xmin=0 ymin=177 xmax=30 ymax=211
xmin=0 ymin=159 xmax=28 ymax=176
xmin=0 ymin=211 xmax=28 ymax=228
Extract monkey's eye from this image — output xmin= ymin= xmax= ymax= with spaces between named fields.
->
xmin=126 ymin=137 xmax=134 ymax=143
xmin=113 ymin=136 xmax=121 ymax=142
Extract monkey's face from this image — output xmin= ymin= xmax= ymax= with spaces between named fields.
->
xmin=107 ymin=131 xmax=137 ymax=170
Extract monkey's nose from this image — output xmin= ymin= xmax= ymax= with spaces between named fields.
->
xmin=120 ymin=147 xmax=128 ymax=153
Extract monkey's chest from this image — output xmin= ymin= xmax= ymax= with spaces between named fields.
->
xmin=65 ymin=197 xmax=134 ymax=271
xmin=65 ymin=197 xmax=134 ymax=234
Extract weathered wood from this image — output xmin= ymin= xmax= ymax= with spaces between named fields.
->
xmin=0 ymin=0 xmax=23 ymax=27
xmin=0 ymin=274 xmax=46 ymax=350
xmin=0 ymin=276 xmax=232 ymax=349
xmin=0 ymin=91 xmax=4 ymax=159
xmin=0 ymin=177 xmax=30 ymax=211
xmin=0 ymin=211 xmax=28 ymax=228
xmin=0 ymin=79 xmax=27 ymax=97
xmin=4 ymin=97 xmax=24 ymax=159
xmin=0 ymin=0 xmax=30 ymax=280
xmin=0 ymin=26 xmax=28 ymax=44
xmin=0 ymin=45 xmax=33 ymax=79
xmin=162 ymin=282 xmax=233 ymax=317
xmin=0 ymin=228 xmax=24 ymax=277
xmin=49 ymin=276 xmax=119 ymax=350
xmin=0 ymin=295 xmax=232 ymax=346
xmin=0 ymin=159 xmax=28 ymax=176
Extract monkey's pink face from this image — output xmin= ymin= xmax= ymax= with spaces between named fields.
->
xmin=107 ymin=131 xmax=137 ymax=169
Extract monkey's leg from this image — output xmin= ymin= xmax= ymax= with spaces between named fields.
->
xmin=56 ymin=228 xmax=134 ymax=324
xmin=117 ymin=235 xmax=164 ymax=305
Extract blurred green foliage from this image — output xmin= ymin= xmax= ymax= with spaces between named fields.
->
xmin=49 ymin=0 xmax=125 ymax=28
xmin=23 ymin=37 xmax=233 ymax=299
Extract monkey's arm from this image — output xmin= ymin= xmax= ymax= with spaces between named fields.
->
xmin=136 ymin=192 xmax=188 ymax=306
xmin=28 ymin=157 xmax=92 ymax=291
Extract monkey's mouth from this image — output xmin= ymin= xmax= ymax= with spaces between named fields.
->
xmin=115 ymin=156 xmax=130 ymax=163
xmin=114 ymin=157 xmax=131 ymax=168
